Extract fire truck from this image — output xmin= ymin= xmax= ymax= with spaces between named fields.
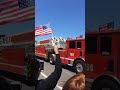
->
xmin=0 ymin=31 xmax=38 ymax=82
xmin=35 ymin=36 xmax=85 ymax=73
xmin=85 ymin=23 xmax=120 ymax=89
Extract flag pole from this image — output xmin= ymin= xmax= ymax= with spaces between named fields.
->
xmin=47 ymin=22 xmax=53 ymax=38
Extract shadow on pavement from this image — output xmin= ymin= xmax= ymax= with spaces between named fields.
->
xmin=43 ymin=59 xmax=75 ymax=73
xmin=62 ymin=65 xmax=75 ymax=73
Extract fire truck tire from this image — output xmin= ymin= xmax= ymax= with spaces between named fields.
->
xmin=91 ymin=78 xmax=120 ymax=90
xmin=73 ymin=60 xmax=85 ymax=74
xmin=49 ymin=54 xmax=55 ymax=65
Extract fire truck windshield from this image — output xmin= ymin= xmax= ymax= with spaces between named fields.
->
xmin=69 ymin=41 xmax=75 ymax=49
xmin=77 ymin=41 xmax=81 ymax=48
xmin=100 ymin=36 xmax=112 ymax=55
xmin=86 ymin=36 xmax=97 ymax=54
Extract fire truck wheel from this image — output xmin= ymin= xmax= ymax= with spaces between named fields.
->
xmin=49 ymin=54 xmax=55 ymax=65
xmin=91 ymin=78 xmax=120 ymax=90
xmin=73 ymin=60 xmax=85 ymax=74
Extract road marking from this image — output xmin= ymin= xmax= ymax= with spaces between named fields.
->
xmin=41 ymin=72 xmax=62 ymax=90
xmin=41 ymin=72 xmax=47 ymax=78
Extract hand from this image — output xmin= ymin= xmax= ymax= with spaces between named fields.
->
xmin=54 ymin=44 xmax=59 ymax=54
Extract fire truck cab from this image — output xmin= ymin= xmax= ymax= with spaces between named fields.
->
xmin=85 ymin=28 xmax=120 ymax=89
xmin=35 ymin=36 xmax=85 ymax=73
xmin=58 ymin=36 xmax=85 ymax=73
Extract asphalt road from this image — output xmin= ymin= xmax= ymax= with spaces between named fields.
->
xmin=0 ymin=61 xmax=91 ymax=90
xmin=38 ymin=60 xmax=91 ymax=90
xmin=38 ymin=61 xmax=76 ymax=90
xmin=0 ymin=61 xmax=76 ymax=90
xmin=5 ymin=78 xmax=35 ymax=90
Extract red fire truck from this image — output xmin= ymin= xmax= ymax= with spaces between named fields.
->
xmin=0 ymin=31 xmax=37 ymax=81
xmin=85 ymin=24 xmax=120 ymax=89
xmin=35 ymin=36 xmax=85 ymax=73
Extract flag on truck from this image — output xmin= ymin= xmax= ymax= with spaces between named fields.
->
xmin=99 ymin=21 xmax=114 ymax=31
xmin=35 ymin=25 xmax=52 ymax=36
xmin=0 ymin=0 xmax=35 ymax=25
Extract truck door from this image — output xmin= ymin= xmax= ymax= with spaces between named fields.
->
xmin=77 ymin=40 xmax=85 ymax=58
xmin=99 ymin=36 xmax=113 ymax=73
xmin=66 ymin=40 xmax=80 ymax=65
xmin=59 ymin=48 xmax=67 ymax=64
xmin=63 ymin=40 xmax=75 ymax=65
xmin=118 ymin=35 xmax=120 ymax=79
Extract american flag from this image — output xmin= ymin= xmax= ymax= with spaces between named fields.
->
xmin=35 ymin=26 xmax=52 ymax=36
xmin=0 ymin=0 xmax=34 ymax=25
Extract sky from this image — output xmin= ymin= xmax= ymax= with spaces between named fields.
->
xmin=86 ymin=0 xmax=120 ymax=31
xmin=35 ymin=0 xmax=85 ymax=41
xmin=1 ymin=0 xmax=120 ymax=39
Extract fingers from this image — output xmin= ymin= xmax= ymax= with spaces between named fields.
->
xmin=54 ymin=44 xmax=59 ymax=54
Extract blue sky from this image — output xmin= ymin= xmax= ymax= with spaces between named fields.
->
xmin=35 ymin=0 xmax=85 ymax=41
xmin=86 ymin=0 xmax=120 ymax=31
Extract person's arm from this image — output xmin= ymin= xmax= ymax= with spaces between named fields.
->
xmin=36 ymin=45 xmax=62 ymax=90
xmin=43 ymin=54 xmax=62 ymax=89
